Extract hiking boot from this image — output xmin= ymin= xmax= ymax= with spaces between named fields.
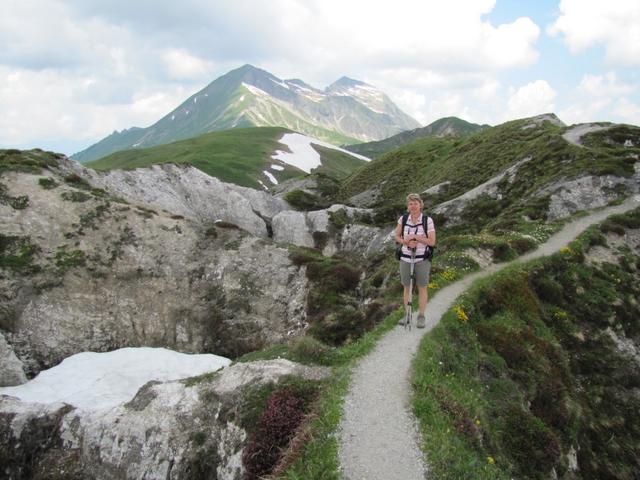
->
xmin=417 ymin=313 xmax=426 ymax=328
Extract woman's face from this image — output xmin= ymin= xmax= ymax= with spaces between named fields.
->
xmin=407 ymin=199 xmax=421 ymax=214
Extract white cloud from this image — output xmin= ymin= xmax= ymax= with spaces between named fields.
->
xmin=577 ymin=72 xmax=636 ymax=97
xmin=0 ymin=0 xmax=548 ymax=152
xmin=548 ymin=0 xmax=640 ymax=66
xmin=162 ymin=48 xmax=215 ymax=81
xmin=507 ymin=80 xmax=557 ymax=118
xmin=613 ymin=98 xmax=640 ymax=122
xmin=0 ymin=66 xmax=192 ymax=151
xmin=559 ymin=72 xmax=639 ymax=125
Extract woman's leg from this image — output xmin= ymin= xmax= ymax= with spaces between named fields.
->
xmin=418 ymin=286 xmax=428 ymax=315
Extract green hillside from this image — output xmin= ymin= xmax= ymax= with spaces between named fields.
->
xmin=412 ymin=208 xmax=640 ymax=479
xmin=339 ymin=116 xmax=639 ymax=231
xmin=345 ymin=116 xmax=489 ymax=158
xmin=86 ymin=127 xmax=367 ymax=189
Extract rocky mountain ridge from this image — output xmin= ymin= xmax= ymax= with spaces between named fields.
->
xmin=71 ymin=64 xmax=420 ymax=163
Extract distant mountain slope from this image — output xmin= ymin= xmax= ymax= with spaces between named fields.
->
xmin=345 ymin=116 xmax=489 ymax=158
xmin=72 ymin=64 xmax=420 ymax=163
xmin=86 ymin=127 xmax=369 ymax=190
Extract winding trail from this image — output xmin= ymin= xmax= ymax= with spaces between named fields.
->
xmin=337 ymin=195 xmax=640 ymax=480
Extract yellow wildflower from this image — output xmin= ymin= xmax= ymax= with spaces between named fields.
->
xmin=454 ymin=305 xmax=468 ymax=323
xmin=487 ymin=456 xmax=495 ymax=465
xmin=553 ymin=310 xmax=568 ymax=320
xmin=441 ymin=269 xmax=456 ymax=281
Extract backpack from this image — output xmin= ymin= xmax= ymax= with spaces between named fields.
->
xmin=395 ymin=212 xmax=435 ymax=261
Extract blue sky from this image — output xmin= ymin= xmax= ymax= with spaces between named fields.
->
xmin=1 ymin=0 xmax=639 ymax=155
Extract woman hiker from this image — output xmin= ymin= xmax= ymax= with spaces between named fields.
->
xmin=394 ymin=193 xmax=436 ymax=328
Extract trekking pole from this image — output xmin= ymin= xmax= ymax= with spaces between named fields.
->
xmin=405 ymin=247 xmax=416 ymax=330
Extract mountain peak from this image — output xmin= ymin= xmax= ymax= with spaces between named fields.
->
xmin=71 ymin=65 xmax=420 ymax=163
xmin=327 ymin=76 xmax=372 ymax=92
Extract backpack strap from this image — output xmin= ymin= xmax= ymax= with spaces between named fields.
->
xmin=400 ymin=213 xmax=409 ymax=238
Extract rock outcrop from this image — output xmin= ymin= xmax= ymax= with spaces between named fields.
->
xmin=535 ymin=162 xmax=640 ymax=221
xmin=0 ymin=358 xmax=330 ymax=480
xmin=0 ymin=333 xmax=26 ymax=386
xmin=57 ymin=158 xmax=290 ymax=238
xmin=432 ymin=156 xmax=532 ymax=224
xmin=1 ymin=165 xmax=307 ymax=380
xmin=272 ymin=204 xmax=393 ymax=256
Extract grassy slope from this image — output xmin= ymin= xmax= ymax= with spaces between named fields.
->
xmin=310 ymin=144 xmax=367 ymax=179
xmin=340 ymin=118 xmax=639 ymax=215
xmin=411 ymin=208 xmax=640 ymax=479
xmin=345 ymin=116 xmax=488 ymax=158
xmin=86 ymin=126 xmax=368 ymax=189
xmin=86 ymin=127 xmax=304 ymax=189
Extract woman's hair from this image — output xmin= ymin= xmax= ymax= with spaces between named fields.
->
xmin=406 ymin=193 xmax=423 ymax=208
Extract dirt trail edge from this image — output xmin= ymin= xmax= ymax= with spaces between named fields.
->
xmin=337 ymin=196 xmax=639 ymax=480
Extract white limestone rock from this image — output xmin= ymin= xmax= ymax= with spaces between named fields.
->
xmin=0 ymin=333 xmax=27 ymax=387
xmin=56 ymin=157 xmax=290 ymax=238
xmin=0 ymin=359 xmax=330 ymax=480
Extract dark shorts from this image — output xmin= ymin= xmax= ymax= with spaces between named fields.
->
xmin=399 ymin=259 xmax=431 ymax=287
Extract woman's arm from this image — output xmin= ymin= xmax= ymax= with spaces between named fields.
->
xmin=415 ymin=230 xmax=436 ymax=246
xmin=394 ymin=223 xmax=406 ymax=244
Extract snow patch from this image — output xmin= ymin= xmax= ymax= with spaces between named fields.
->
xmin=270 ymin=164 xmax=284 ymax=171
xmin=257 ymin=179 xmax=269 ymax=191
xmin=171 ymin=115 xmax=175 ymax=121
xmin=271 ymin=133 xmax=370 ymax=174
xmin=263 ymin=170 xmax=279 ymax=185
xmin=242 ymin=82 xmax=270 ymax=98
xmin=270 ymin=78 xmax=290 ymax=90
xmin=0 ymin=347 xmax=230 ymax=410
xmin=194 ymin=97 xmax=197 ymax=103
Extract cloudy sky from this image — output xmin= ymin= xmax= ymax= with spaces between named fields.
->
xmin=2 ymin=0 xmax=639 ymax=155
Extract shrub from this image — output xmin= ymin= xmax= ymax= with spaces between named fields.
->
xmin=38 ymin=177 xmax=58 ymax=189
xmin=312 ymin=231 xmax=328 ymax=251
xmin=290 ymin=336 xmax=332 ymax=364
xmin=491 ymin=242 xmax=516 ymax=262
xmin=531 ymin=274 xmax=564 ymax=304
xmin=284 ymin=189 xmax=326 ymax=211
xmin=242 ymin=386 xmax=316 ymax=479
xmin=204 ymin=225 xmax=217 ymax=238
xmin=63 ymin=173 xmax=91 ymax=190
xmin=501 ymin=405 xmax=561 ymax=478
xmin=328 ymin=208 xmax=349 ymax=229
xmin=476 ymin=270 xmax=540 ymax=318
xmin=0 ymin=234 xmax=41 ymax=272
xmin=509 ymin=236 xmax=537 ymax=254
xmin=600 ymin=219 xmax=625 ymax=235
xmin=61 ymin=191 xmax=92 ymax=202
xmin=9 ymin=195 xmax=29 ymax=209
xmin=309 ymin=305 xmax=368 ymax=346
xmin=306 ymin=260 xmax=360 ymax=293
xmin=289 ymin=249 xmax=321 ymax=266
xmin=54 ymin=248 xmax=86 ymax=271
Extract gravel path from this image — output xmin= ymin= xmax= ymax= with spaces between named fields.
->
xmin=562 ymin=123 xmax=612 ymax=147
xmin=337 ymin=196 xmax=640 ymax=480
